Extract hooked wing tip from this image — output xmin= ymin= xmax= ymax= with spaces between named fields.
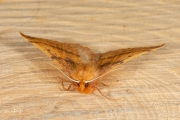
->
xmin=157 ymin=43 xmax=166 ymax=49
xmin=151 ymin=43 xmax=165 ymax=50
xmin=20 ymin=32 xmax=25 ymax=37
xmin=20 ymin=32 xmax=28 ymax=39
xmin=160 ymin=43 xmax=166 ymax=47
xmin=20 ymin=32 xmax=36 ymax=42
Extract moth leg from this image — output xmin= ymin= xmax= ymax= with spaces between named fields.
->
xmin=61 ymin=81 xmax=72 ymax=91
xmin=95 ymin=87 xmax=112 ymax=100
xmin=95 ymin=87 xmax=123 ymax=100
xmin=100 ymin=82 xmax=109 ymax=86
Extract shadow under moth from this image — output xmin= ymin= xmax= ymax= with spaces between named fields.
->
xmin=20 ymin=32 xmax=165 ymax=99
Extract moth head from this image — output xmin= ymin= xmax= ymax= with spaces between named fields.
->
xmin=73 ymin=81 xmax=95 ymax=94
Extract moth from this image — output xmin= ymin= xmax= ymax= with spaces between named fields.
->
xmin=20 ymin=32 xmax=165 ymax=99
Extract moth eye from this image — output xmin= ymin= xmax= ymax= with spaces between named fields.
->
xmin=77 ymin=83 xmax=80 ymax=87
xmin=85 ymin=83 xmax=89 ymax=87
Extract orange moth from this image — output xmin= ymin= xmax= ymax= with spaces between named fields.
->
xmin=20 ymin=32 xmax=165 ymax=99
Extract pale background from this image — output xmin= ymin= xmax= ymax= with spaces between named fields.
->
xmin=0 ymin=0 xmax=180 ymax=120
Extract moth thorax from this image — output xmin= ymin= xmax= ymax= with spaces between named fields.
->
xmin=71 ymin=64 xmax=98 ymax=81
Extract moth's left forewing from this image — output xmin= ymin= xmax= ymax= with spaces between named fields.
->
xmin=97 ymin=44 xmax=165 ymax=75
xmin=20 ymin=32 xmax=96 ymax=77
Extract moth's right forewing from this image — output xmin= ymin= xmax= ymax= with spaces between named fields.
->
xmin=97 ymin=44 xmax=165 ymax=75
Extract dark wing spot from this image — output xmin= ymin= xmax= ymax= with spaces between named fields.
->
xmin=99 ymin=62 xmax=111 ymax=69
xmin=65 ymin=58 xmax=75 ymax=66
xmin=99 ymin=60 xmax=123 ymax=69
xmin=51 ymin=56 xmax=62 ymax=62
xmin=99 ymin=52 xmax=126 ymax=61
xmin=113 ymin=60 xmax=123 ymax=65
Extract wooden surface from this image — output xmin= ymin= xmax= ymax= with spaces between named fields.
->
xmin=0 ymin=0 xmax=180 ymax=119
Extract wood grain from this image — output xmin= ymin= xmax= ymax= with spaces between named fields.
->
xmin=0 ymin=0 xmax=180 ymax=119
